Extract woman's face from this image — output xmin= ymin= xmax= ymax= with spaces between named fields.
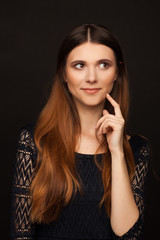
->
xmin=64 ymin=42 xmax=118 ymax=109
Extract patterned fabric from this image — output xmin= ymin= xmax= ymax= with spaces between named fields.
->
xmin=10 ymin=125 xmax=37 ymax=240
xmin=10 ymin=124 xmax=150 ymax=240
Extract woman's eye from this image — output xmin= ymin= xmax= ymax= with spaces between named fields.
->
xmin=75 ymin=63 xmax=84 ymax=69
xmin=99 ymin=62 xmax=109 ymax=68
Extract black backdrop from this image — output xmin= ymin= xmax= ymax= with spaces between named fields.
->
xmin=0 ymin=0 xmax=160 ymax=239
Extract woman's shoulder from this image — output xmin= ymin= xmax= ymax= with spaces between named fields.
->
xmin=128 ymin=133 xmax=150 ymax=146
xmin=128 ymin=133 xmax=150 ymax=145
xmin=19 ymin=122 xmax=36 ymax=134
xmin=128 ymin=133 xmax=151 ymax=163
xmin=17 ymin=122 xmax=37 ymax=153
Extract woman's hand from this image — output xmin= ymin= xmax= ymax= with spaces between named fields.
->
xmin=95 ymin=93 xmax=125 ymax=154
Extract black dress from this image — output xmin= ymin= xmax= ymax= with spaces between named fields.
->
xmin=10 ymin=123 xmax=151 ymax=240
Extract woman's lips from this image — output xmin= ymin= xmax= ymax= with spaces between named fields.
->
xmin=81 ymin=88 xmax=101 ymax=94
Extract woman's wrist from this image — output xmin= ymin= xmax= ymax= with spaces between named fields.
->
xmin=110 ymin=148 xmax=124 ymax=159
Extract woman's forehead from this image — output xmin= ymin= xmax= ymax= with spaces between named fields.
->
xmin=67 ymin=42 xmax=116 ymax=62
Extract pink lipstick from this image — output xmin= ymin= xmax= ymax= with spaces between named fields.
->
xmin=81 ymin=88 xmax=101 ymax=94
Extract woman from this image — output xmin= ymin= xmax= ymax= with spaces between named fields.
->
xmin=10 ymin=24 xmax=150 ymax=240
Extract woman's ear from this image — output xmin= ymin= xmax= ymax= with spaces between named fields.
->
xmin=63 ymin=71 xmax=67 ymax=82
xmin=114 ymin=74 xmax=117 ymax=81
xmin=114 ymin=71 xmax=118 ymax=81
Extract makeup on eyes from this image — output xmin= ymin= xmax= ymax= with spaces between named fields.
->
xmin=70 ymin=59 xmax=113 ymax=69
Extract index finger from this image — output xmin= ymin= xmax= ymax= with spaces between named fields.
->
xmin=106 ymin=93 xmax=123 ymax=117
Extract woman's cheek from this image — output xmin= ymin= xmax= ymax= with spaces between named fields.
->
xmin=104 ymin=78 xmax=115 ymax=94
xmin=65 ymin=70 xmax=84 ymax=85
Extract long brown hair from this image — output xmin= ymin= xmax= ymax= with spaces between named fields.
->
xmin=30 ymin=24 xmax=135 ymax=224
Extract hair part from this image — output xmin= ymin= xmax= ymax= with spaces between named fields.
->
xmin=87 ymin=26 xmax=91 ymax=41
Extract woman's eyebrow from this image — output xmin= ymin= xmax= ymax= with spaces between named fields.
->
xmin=70 ymin=58 xmax=113 ymax=65
xmin=97 ymin=59 xmax=113 ymax=63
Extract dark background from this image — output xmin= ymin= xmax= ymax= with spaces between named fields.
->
xmin=0 ymin=0 xmax=160 ymax=239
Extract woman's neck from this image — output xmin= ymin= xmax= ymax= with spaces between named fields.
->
xmin=75 ymin=102 xmax=104 ymax=135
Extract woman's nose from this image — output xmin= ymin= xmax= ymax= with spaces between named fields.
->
xmin=86 ymin=67 xmax=97 ymax=83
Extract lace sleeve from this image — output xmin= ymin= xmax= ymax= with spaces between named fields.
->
xmin=10 ymin=127 xmax=37 ymax=240
xmin=112 ymin=136 xmax=151 ymax=240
